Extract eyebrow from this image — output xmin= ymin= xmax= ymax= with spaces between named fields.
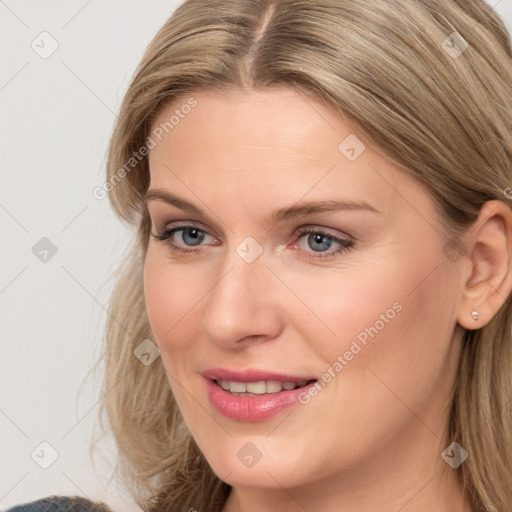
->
xmin=144 ymin=189 xmax=381 ymax=224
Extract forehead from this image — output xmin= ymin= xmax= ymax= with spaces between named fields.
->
xmin=149 ymin=87 xmax=353 ymax=162
xmin=147 ymin=87 xmax=436 ymax=224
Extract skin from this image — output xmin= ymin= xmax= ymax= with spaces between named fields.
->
xmin=143 ymin=87 xmax=512 ymax=512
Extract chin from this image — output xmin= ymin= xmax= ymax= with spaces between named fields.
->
xmin=211 ymin=459 xmax=305 ymax=489
xmin=201 ymin=439 xmax=316 ymax=490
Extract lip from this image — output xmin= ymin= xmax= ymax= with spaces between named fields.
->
xmin=201 ymin=368 xmax=317 ymax=382
xmin=202 ymin=368 xmax=318 ymax=422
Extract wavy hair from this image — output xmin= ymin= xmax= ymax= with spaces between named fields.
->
xmin=95 ymin=1 xmax=512 ymax=510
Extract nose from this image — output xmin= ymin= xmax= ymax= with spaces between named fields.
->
xmin=200 ymin=241 xmax=284 ymax=349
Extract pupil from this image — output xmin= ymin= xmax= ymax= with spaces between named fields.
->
xmin=309 ymin=233 xmax=330 ymax=252
xmin=184 ymin=228 xmax=204 ymax=246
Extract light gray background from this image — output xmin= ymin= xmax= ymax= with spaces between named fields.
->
xmin=1 ymin=1 xmax=511 ymax=510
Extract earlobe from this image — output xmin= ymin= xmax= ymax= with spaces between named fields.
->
xmin=457 ymin=200 xmax=512 ymax=330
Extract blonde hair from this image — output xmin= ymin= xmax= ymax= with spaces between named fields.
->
xmin=96 ymin=1 xmax=512 ymax=510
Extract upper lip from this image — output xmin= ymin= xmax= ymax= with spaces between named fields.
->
xmin=202 ymin=368 xmax=317 ymax=383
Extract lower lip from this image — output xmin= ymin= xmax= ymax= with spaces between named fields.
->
xmin=205 ymin=377 xmax=317 ymax=422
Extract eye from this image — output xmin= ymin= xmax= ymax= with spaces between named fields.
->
xmin=151 ymin=223 xmax=354 ymax=260
xmin=151 ymin=224 xmax=218 ymax=254
xmin=292 ymin=227 xmax=354 ymax=260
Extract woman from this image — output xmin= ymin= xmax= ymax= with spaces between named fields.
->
xmin=9 ymin=0 xmax=512 ymax=511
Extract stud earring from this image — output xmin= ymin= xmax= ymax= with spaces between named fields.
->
xmin=471 ymin=309 xmax=479 ymax=321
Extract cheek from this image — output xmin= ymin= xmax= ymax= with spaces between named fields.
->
xmin=143 ymin=257 xmax=171 ymax=341
xmin=297 ymin=249 xmax=453 ymax=393
xmin=279 ymin=263 xmax=407 ymax=365
xmin=142 ymin=255 xmax=208 ymax=418
xmin=142 ymin=253 xmax=199 ymax=357
xmin=328 ymin=254 xmax=457 ymax=422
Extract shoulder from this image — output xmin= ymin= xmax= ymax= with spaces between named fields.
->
xmin=4 ymin=495 xmax=113 ymax=512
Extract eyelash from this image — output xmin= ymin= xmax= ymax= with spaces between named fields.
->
xmin=151 ymin=224 xmax=354 ymax=260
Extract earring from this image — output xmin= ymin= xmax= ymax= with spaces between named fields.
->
xmin=471 ymin=309 xmax=479 ymax=321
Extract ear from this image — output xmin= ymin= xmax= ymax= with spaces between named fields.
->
xmin=457 ymin=200 xmax=512 ymax=330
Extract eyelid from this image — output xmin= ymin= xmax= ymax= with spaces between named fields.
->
xmin=293 ymin=224 xmax=354 ymax=241
xmin=155 ymin=219 xmax=220 ymax=238
xmin=147 ymin=204 xmax=226 ymax=238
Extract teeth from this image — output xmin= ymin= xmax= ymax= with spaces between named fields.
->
xmin=247 ymin=381 xmax=270 ymax=394
xmin=216 ymin=379 xmax=310 ymax=394
xmin=218 ymin=380 xmax=231 ymax=391
xmin=229 ymin=381 xmax=246 ymax=393
xmin=264 ymin=380 xmax=283 ymax=393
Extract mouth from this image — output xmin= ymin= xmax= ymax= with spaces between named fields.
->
xmin=205 ymin=376 xmax=320 ymax=421
xmin=212 ymin=378 xmax=317 ymax=396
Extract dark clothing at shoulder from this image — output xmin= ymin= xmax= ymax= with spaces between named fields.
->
xmin=4 ymin=495 xmax=113 ymax=512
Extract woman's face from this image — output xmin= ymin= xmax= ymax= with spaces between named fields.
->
xmin=144 ymin=87 xmax=465 ymax=494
